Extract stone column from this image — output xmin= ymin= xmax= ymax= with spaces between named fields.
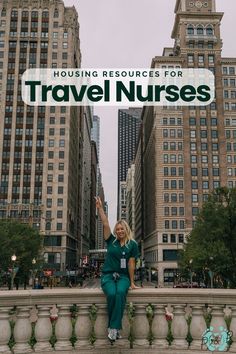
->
xmin=171 ymin=304 xmax=188 ymax=350
xmin=13 ymin=306 xmax=33 ymax=354
xmin=152 ymin=305 xmax=169 ymax=348
xmin=74 ymin=305 xmax=92 ymax=349
xmin=133 ymin=304 xmax=149 ymax=347
xmin=93 ymin=305 xmax=108 ymax=347
xmin=230 ymin=306 xmax=236 ymax=352
xmin=0 ymin=307 xmax=12 ymax=354
xmin=190 ymin=305 xmax=207 ymax=350
xmin=34 ymin=306 xmax=53 ymax=352
xmin=54 ymin=305 xmax=73 ymax=351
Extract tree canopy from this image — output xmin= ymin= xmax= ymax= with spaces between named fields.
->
xmin=179 ymin=187 xmax=236 ymax=287
xmin=0 ymin=220 xmax=42 ymax=278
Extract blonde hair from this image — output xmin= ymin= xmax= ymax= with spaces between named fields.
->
xmin=113 ymin=220 xmax=133 ymax=246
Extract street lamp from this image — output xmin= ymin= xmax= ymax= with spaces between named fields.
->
xmin=209 ymin=256 xmax=214 ymax=289
xmin=189 ymin=259 xmax=193 ymax=288
xmin=31 ymin=258 xmax=37 ymax=288
xmin=10 ymin=254 xmax=17 ymax=290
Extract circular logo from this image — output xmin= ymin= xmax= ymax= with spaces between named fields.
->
xmin=195 ymin=1 xmax=203 ymax=8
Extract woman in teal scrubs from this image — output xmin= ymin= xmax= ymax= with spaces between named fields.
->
xmin=95 ymin=196 xmax=139 ymax=342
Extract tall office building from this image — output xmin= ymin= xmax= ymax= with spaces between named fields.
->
xmin=0 ymin=0 xmax=83 ymax=271
xmin=117 ymin=108 xmax=142 ymax=219
xmin=91 ymin=115 xmax=100 ymax=161
xmin=137 ymin=0 xmax=236 ymax=286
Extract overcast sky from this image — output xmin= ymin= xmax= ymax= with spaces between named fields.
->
xmin=64 ymin=0 xmax=236 ymax=227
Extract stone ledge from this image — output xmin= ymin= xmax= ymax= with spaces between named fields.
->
xmin=40 ymin=350 xmax=211 ymax=354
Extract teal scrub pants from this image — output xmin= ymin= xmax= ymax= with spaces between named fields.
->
xmin=101 ymin=273 xmax=130 ymax=330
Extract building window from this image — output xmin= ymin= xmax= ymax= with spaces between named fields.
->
xmin=172 ymin=220 xmax=177 ymax=229
xmin=198 ymin=54 xmax=204 ymax=64
xmin=188 ymin=54 xmax=194 ymax=64
xmin=187 ymin=25 xmax=194 ymax=35
xmin=162 ymin=234 xmax=168 ymax=243
xmin=206 ymin=26 xmax=213 ymax=36
xmin=170 ymin=234 xmax=176 ymax=243
xmin=57 ymin=198 xmax=63 ymax=206
xmin=192 ymin=181 xmax=198 ymax=189
xmin=164 ymin=220 xmax=170 ymax=229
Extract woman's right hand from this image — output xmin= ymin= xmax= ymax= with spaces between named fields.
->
xmin=95 ymin=196 xmax=102 ymax=210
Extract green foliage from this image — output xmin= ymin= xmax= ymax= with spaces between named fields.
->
xmin=70 ymin=304 xmax=79 ymax=319
xmin=89 ymin=304 xmax=97 ymax=345
xmin=127 ymin=302 xmax=135 ymax=348
xmin=70 ymin=318 xmax=77 ymax=347
xmin=166 ymin=320 xmax=173 ymax=345
xmin=186 ymin=316 xmax=193 ymax=345
xmin=0 ymin=221 xmax=42 ymax=282
xmin=179 ymin=188 xmax=236 ymax=288
xmin=49 ymin=321 xmax=57 ymax=348
xmin=29 ymin=322 xmax=37 ymax=348
xmin=8 ymin=320 xmax=15 ymax=349
xmin=146 ymin=304 xmax=154 ymax=344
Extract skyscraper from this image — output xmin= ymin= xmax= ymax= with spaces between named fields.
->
xmin=137 ymin=0 xmax=236 ymax=286
xmin=0 ymin=0 xmax=83 ymax=271
xmin=117 ymin=108 xmax=142 ymax=219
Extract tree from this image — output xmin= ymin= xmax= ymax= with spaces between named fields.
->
xmin=179 ymin=187 xmax=236 ymax=288
xmin=0 ymin=221 xmax=42 ymax=285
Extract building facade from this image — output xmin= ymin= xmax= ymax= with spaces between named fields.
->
xmin=117 ymin=108 xmax=142 ymax=219
xmin=0 ymin=0 xmax=85 ymax=271
xmin=138 ymin=0 xmax=236 ymax=286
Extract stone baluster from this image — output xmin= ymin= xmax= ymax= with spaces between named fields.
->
xmin=34 ymin=306 xmax=53 ymax=352
xmin=190 ymin=305 xmax=207 ymax=350
xmin=210 ymin=305 xmax=227 ymax=330
xmin=0 ymin=307 xmax=13 ymax=354
xmin=230 ymin=306 xmax=236 ymax=352
xmin=74 ymin=305 xmax=92 ymax=349
xmin=13 ymin=306 xmax=33 ymax=354
xmin=54 ymin=305 xmax=73 ymax=351
xmin=93 ymin=305 xmax=108 ymax=347
xmin=171 ymin=304 xmax=188 ymax=350
xmin=133 ymin=304 xmax=149 ymax=347
xmin=152 ymin=305 xmax=169 ymax=349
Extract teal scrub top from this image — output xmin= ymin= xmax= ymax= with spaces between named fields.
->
xmin=102 ymin=234 xmax=139 ymax=275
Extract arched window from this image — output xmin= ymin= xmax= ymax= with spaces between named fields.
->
xmin=31 ymin=10 xmax=38 ymax=18
xmin=22 ymin=10 xmax=28 ymax=18
xmin=11 ymin=9 xmax=18 ymax=18
xmin=197 ymin=26 xmax=204 ymax=35
xmin=206 ymin=26 xmax=213 ymax=36
xmin=187 ymin=25 xmax=194 ymax=35
xmin=54 ymin=8 xmax=59 ymax=18
xmin=42 ymin=10 xmax=49 ymax=18
xmin=1 ymin=8 xmax=6 ymax=17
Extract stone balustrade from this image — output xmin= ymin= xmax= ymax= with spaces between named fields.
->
xmin=0 ymin=288 xmax=236 ymax=353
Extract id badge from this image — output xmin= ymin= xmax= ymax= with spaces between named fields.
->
xmin=120 ymin=258 xmax=126 ymax=269
xmin=120 ymin=252 xmax=126 ymax=269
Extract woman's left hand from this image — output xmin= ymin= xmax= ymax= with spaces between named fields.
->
xmin=129 ymin=282 xmax=140 ymax=290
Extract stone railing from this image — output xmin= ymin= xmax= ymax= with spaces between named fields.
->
xmin=0 ymin=288 xmax=236 ymax=354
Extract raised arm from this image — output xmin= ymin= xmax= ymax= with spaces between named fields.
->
xmin=95 ymin=196 xmax=111 ymax=240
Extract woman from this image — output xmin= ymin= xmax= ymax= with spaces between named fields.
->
xmin=95 ymin=196 xmax=139 ymax=342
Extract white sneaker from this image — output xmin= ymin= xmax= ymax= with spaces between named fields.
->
xmin=116 ymin=330 xmax=122 ymax=339
xmin=108 ymin=328 xmax=117 ymax=341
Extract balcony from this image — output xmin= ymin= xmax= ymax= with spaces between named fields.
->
xmin=0 ymin=288 xmax=236 ymax=353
